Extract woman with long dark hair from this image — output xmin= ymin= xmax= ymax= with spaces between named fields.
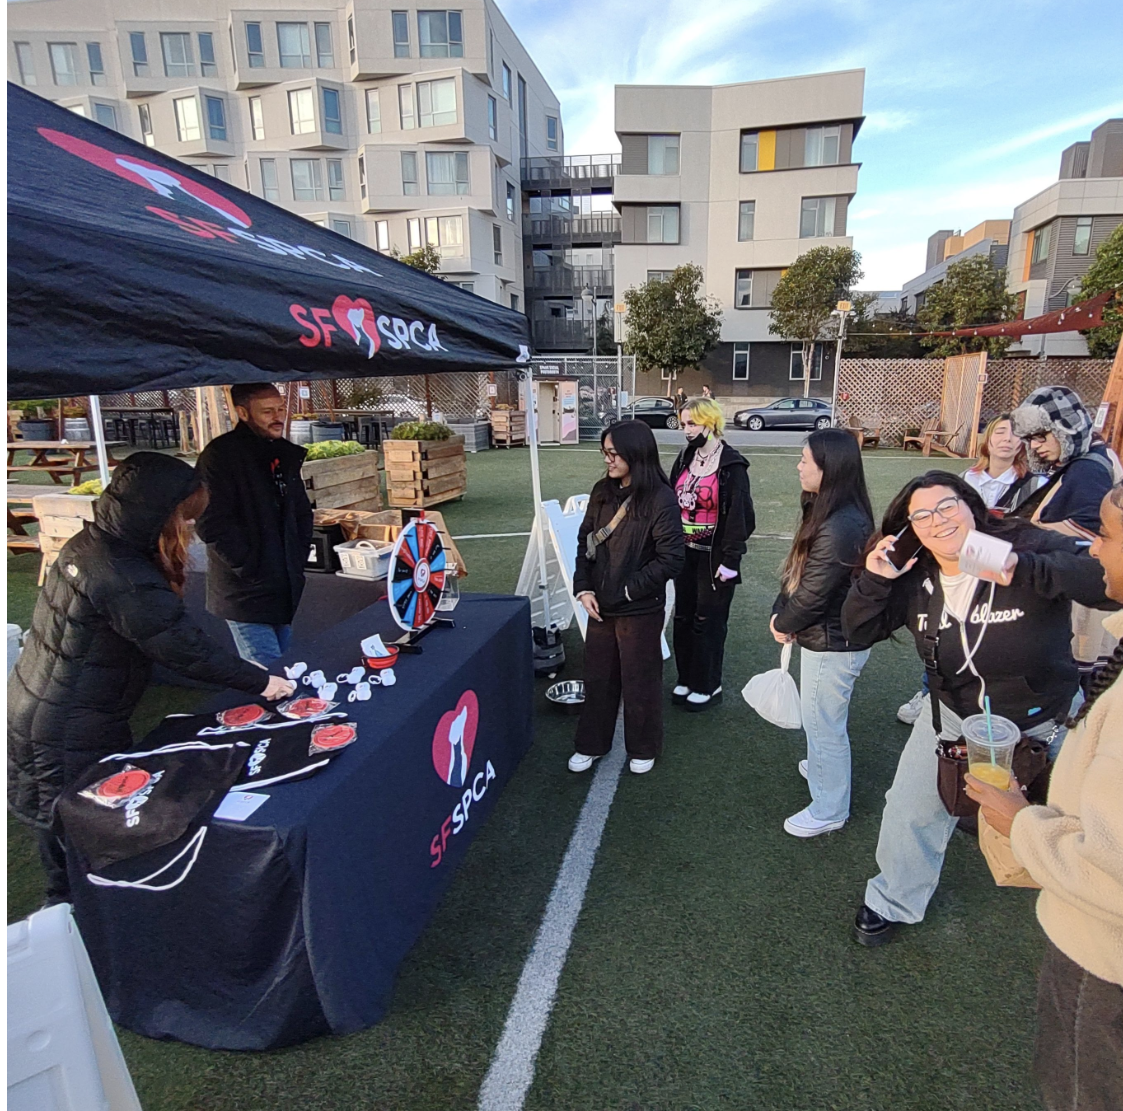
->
xmin=770 ymin=429 xmax=874 ymax=837
xmin=841 ymin=470 xmax=1114 ymax=947
xmin=8 ymin=453 xmax=295 ymax=904
xmin=668 ymin=397 xmax=755 ymax=711
xmin=570 ymin=421 xmax=685 ymax=774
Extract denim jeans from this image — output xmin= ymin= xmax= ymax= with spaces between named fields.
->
xmin=865 ymin=696 xmax=1067 ymax=924
xmin=800 ymin=647 xmax=870 ymax=823
xmin=227 ymin=621 xmax=292 ymax=667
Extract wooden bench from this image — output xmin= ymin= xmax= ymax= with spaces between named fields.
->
xmin=902 ymin=418 xmax=962 ymax=457
xmin=845 ymin=415 xmax=882 ymax=450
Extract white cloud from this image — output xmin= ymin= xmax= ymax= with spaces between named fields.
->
xmin=978 ymin=102 xmax=1123 ymax=160
xmin=861 ymin=110 xmax=914 ymax=134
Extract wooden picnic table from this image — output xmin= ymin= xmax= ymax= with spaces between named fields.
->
xmin=7 ymin=440 xmax=124 ymax=485
xmin=7 ymin=485 xmax=40 ymax=552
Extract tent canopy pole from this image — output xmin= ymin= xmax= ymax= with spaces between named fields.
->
xmin=87 ymin=395 xmax=111 ymax=486
xmin=523 ymin=376 xmax=552 ymax=625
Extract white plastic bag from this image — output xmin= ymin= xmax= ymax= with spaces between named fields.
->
xmin=742 ymin=642 xmax=802 ymax=729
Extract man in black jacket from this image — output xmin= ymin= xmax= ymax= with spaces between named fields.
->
xmin=196 ymin=384 xmax=313 ymax=665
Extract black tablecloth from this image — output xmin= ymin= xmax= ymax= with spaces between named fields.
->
xmin=69 ymin=594 xmax=534 ymax=1050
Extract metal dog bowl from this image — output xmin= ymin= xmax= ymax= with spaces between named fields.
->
xmin=546 ymin=680 xmax=585 ymax=715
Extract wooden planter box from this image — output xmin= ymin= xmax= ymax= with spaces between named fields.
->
xmin=383 ymin=435 xmax=467 ymax=508
xmin=32 ymin=493 xmax=97 ymax=585
xmin=301 ymin=450 xmax=383 ymax=513
xmin=490 ymin=409 xmax=527 ymax=448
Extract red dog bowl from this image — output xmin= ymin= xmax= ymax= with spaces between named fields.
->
xmin=363 ymin=645 xmax=400 ymax=671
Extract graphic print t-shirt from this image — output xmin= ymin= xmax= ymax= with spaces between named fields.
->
xmin=675 ymin=469 xmax=719 ymax=550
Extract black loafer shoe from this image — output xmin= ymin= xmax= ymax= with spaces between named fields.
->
xmin=852 ymin=904 xmax=900 ymax=948
xmin=686 ymin=689 xmax=723 ymax=712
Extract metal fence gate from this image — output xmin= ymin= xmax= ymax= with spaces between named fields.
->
xmin=530 ymin=355 xmax=636 ymax=440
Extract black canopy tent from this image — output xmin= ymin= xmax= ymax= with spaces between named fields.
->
xmin=6 ymin=82 xmax=530 ymax=401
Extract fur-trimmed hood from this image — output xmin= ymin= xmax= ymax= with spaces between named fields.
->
xmin=1011 ymin=385 xmax=1094 ymax=473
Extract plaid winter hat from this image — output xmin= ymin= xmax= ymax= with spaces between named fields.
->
xmin=1011 ymin=385 xmax=1094 ymax=471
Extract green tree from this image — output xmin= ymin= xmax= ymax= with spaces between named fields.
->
xmin=391 ymin=244 xmax=442 ymax=274
xmin=623 ymin=265 xmax=722 ymax=389
xmin=917 ymin=254 xmax=1018 ymax=358
xmin=769 ymin=246 xmax=863 ymax=396
xmin=594 ymin=305 xmax=617 ymax=356
xmin=843 ymin=293 xmax=925 ymax=357
xmin=1075 ymin=223 xmax=1123 ymax=358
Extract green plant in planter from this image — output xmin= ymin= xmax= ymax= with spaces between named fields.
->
xmin=68 ymin=478 xmax=104 ymax=496
xmin=13 ymin=399 xmax=56 ymax=417
xmin=303 ymin=440 xmax=366 ymax=461
xmin=389 ymin=421 xmax=453 ymax=442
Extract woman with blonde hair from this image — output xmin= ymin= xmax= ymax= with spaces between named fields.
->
xmin=964 ymin=412 xmax=1038 ymax=513
xmin=668 ymin=397 xmax=755 ymax=710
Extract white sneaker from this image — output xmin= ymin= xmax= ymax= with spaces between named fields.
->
xmin=568 ymin=753 xmax=601 ymax=773
xmin=897 ymin=691 xmax=925 ymax=725
xmin=798 ymin=759 xmax=808 ymax=781
xmin=783 ymin=807 xmax=846 ymax=838
xmin=629 ymin=758 xmax=655 ymax=774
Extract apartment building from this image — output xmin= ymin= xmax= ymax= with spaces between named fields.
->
xmin=1006 ymin=119 xmax=1123 ymax=356
xmin=7 ymin=0 xmax=562 ymax=309
xmin=901 ymin=219 xmax=1011 ymax=316
xmin=613 ymin=70 xmax=864 ymax=400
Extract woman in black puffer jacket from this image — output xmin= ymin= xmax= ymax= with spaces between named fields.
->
xmin=770 ymin=429 xmax=875 ymax=840
xmin=8 ymin=452 xmax=294 ymax=904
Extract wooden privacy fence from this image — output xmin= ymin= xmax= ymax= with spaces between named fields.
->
xmin=837 ymin=357 xmax=1115 ymax=446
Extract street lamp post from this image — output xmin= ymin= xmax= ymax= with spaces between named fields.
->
xmin=830 ymin=300 xmax=853 ymax=428
xmin=580 ymin=283 xmax=595 ymax=356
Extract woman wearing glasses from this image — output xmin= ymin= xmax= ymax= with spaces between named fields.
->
xmin=841 ymin=471 xmax=1113 ymax=947
xmin=570 ymin=421 xmax=685 ymax=775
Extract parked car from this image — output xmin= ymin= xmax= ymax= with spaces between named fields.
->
xmin=733 ymin=398 xmax=833 ymax=431
xmin=622 ymin=396 xmax=680 ymax=430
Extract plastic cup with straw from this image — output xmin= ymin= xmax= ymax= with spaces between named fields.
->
xmin=964 ymin=697 xmax=1018 ymax=790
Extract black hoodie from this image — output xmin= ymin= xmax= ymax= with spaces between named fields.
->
xmin=7 ymin=453 xmax=266 ymax=829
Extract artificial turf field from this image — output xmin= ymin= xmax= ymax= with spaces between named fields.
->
xmin=6 ymin=444 xmax=1052 ymax=1111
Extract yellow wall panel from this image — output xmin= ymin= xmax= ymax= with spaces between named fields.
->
xmin=758 ymin=130 xmax=776 ymax=171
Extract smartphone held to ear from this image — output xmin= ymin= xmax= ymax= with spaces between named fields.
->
xmin=887 ymin=525 xmax=923 ymax=569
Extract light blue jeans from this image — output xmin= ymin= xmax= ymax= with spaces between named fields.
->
xmin=227 ymin=621 xmax=292 ymax=667
xmin=865 ymin=696 xmax=1067 ymax=924
xmin=800 ymin=647 xmax=871 ymax=823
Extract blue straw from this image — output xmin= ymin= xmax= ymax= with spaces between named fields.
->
xmin=984 ymin=696 xmax=995 ymax=765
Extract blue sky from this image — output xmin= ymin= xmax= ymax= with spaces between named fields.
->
xmin=500 ymin=0 xmax=1123 ymax=290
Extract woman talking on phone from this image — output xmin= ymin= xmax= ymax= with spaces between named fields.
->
xmin=840 ymin=471 xmax=1114 ymax=947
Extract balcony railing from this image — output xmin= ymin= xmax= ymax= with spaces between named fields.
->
xmin=529 ymin=317 xmax=596 ymax=352
xmin=523 ymin=213 xmax=622 ymax=243
xmin=521 ymin=153 xmax=621 ymax=187
xmin=528 ymin=268 xmax=614 ymax=295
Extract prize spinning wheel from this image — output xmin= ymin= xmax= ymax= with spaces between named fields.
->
xmin=387 ymin=517 xmax=448 ymax=632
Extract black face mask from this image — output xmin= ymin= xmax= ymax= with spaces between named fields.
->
xmin=687 ymin=431 xmax=708 ymax=451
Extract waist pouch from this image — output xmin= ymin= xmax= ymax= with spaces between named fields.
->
xmin=935 ymin=734 xmax=1052 ymax=818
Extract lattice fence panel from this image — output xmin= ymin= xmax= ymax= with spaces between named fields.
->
xmin=981 ymin=359 xmax=1113 ymax=420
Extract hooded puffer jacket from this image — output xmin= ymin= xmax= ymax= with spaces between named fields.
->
xmin=7 ymin=452 xmax=267 ymax=829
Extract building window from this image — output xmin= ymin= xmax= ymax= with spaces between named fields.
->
xmin=450 ymin=280 xmax=475 ymax=293
xmin=278 ymin=23 xmax=311 ymax=68
xmin=1073 ymin=216 xmax=1092 ymax=257
xmin=375 ymin=220 xmax=390 ymax=251
xmin=212 ymin=163 xmax=230 ymax=182
xmin=417 ymin=78 xmax=457 ymax=127
xmin=511 ymin=293 xmax=520 ymax=312
xmin=198 ymin=32 xmax=217 ymax=76
xmin=322 ymin=87 xmax=343 ymax=134
xmin=288 ymin=88 xmax=316 ymax=135
xmin=392 ymin=11 xmax=410 ymax=57
xmin=426 ymin=150 xmax=469 ymax=194
xmin=358 ymin=154 xmax=367 ymax=200
xmin=327 ymin=158 xmax=344 ymax=200
xmin=493 ymin=224 xmax=503 ymax=265
xmin=245 ymin=23 xmax=264 ymax=68
xmin=804 ymin=125 xmax=840 ymax=166
xmin=418 ymin=10 xmax=463 ymax=57
xmin=129 ymin=32 xmax=148 ymax=76
xmin=738 ymin=200 xmax=755 ymax=241
xmin=647 ymin=205 xmax=679 ymax=244
xmin=502 ymin=62 xmax=511 ymax=101
xmin=547 ymin=115 xmax=558 ymax=151
xmin=401 ymin=151 xmax=419 ymax=195
xmin=407 ymin=217 xmax=422 ymax=251
xmin=647 ymin=270 xmax=675 ymax=283
xmin=347 ymin=16 xmax=356 ymax=64
xmin=48 ymin=42 xmax=79 ymax=86
xmin=249 ymin=96 xmax=265 ymax=140
xmin=740 ymin=131 xmax=758 ymax=172
xmin=517 ymin=74 xmax=527 ymax=160
xmin=94 ymin=102 xmax=117 ymax=130
xmin=260 ymin=158 xmax=280 ymax=200
xmin=507 ymin=181 xmax=516 ymax=221
xmin=331 ymin=219 xmax=352 ymax=238
xmin=487 ymin=30 xmax=494 ymax=76
xmin=1031 ymin=223 xmax=1052 ymax=264
xmin=732 ymin=342 xmax=749 ymax=380
xmin=398 ymin=84 xmax=415 ymax=129
xmin=160 ymin=33 xmax=195 ymax=78
xmin=205 ymin=96 xmax=227 ymax=141
xmin=365 ymin=89 xmax=381 ymax=133
xmin=14 ymin=43 xmax=36 ymax=86
xmin=314 ymin=23 xmax=334 ymax=67
xmin=291 ymin=158 xmax=324 ymax=201
xmin=647 ymin=134 xmax=679 ymax=175
xmin=790 ymin=344 xmax=824 ymax=381
xmin=425 ymin=214 xmax=464 ymax=256
xmin=800 ymin=196 xmax=837 ymax=238
xmin=173 ymin=96 xmax=201 ymax=142
xmin=488 ymin=96 xmax=498 ymax=140
xmin=734 ymin=270 xmax=753 ymax=308
xmin=86 ymin=43 xmax=106 ymax=85
xmin=138 ymin=103 xmax=154 ymax=146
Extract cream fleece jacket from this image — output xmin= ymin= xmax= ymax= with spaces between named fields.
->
xmin=1011 ymin=610 xmax=1123 ymax=986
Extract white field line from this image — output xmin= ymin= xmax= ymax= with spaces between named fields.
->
xmin=452 ymin=532 xmax=532 ymax=540
xmin=477 ymin=714 xmax=626 ymax=1111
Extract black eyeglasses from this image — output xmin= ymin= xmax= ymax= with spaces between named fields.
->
xmin=907 ymin=496 xmax=964 ymax=529
xmin=602 ymin=449 xmax=619 ymax=462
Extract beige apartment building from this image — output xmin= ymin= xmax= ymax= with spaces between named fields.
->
xmin=7 ymin=0 xmax=563 ymax=309
xmin=614 ymin=70 xmax=864 ymax=400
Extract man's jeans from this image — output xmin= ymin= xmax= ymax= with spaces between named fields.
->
xmin=865 ymin=695 xmax=1066 ymax=924
xmin=800 ymin=647 xmax=870 ymax=823
xmin=227 ymin=621 xmax=292 ymax=667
